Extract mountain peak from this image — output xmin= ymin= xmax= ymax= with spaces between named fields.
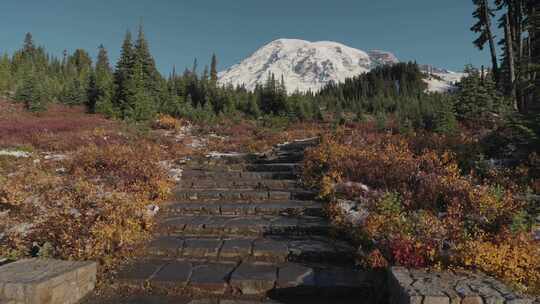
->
xmin=218 ymin=39 xmax=459 ymax=93
xmin=219 ymin=39 xmax=395 ymax=93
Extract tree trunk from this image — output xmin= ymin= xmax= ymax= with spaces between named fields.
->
xmin=514 ymin=1 xmax=525 ymax=113
xmin=483 ymin=0 xmax=499 ymax=83
xmin=533 ymin=4 xmax=540 ymax=112
xmin=504 ymin=13 xmax=518 ymax=110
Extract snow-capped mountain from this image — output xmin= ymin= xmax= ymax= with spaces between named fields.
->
xmin=218 ymin=39 xmax=398 ymax=93
xmin=218 ymin=38 xmax=463 ymax=93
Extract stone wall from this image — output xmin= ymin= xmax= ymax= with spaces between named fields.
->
xmin=0 ymin=258 xmax=97 ymax=304
xmin=388 ymin=267 xmax=538 ymax=304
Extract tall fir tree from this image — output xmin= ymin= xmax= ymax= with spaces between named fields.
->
xmin=0 ymin=54 xmax=11 ymax=94
xmin=88 ymin=44 xmax=114 ymax=114
xmin=114 ymin=30 xmax=135 ymax=114
xmin=134 ymin=23 xmax=161 ymax=95
xmin=471 ymin=0 xmax=499 ymax=82
xmin=532 ymin=2 xmax=540 ymax=98
xmin=210 ymin=53 xmax=218 ymax=85
xmin=22 ymin=32 xmax=35 ymax=59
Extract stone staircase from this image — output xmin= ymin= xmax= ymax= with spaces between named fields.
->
xmin=114 ymin=138 xmax=382 ymax=303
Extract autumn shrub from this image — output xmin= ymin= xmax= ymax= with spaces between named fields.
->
xmin=152 ymin=114 xmax=183 ymax=130
xmin=202 ymin=117 xmax=325 ymax=153
xmin=457 ymin=234 xmax=540 ymax=293
xmin=69 ymin=142 xmax=171 ymax=201
xmin=303 ymin=126 xmax=538 ymax=293
xmin=0 ymin=113 xmax=173 ymax=273
xmin=0 ymin=101 xmax=123 ymax=151
xmin=0 ymin=164 xmax=157 ymax=268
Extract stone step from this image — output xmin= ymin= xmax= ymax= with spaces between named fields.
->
xmin=146 ymin=236 xmax=355 ymax=264
xmin=184 ymin=163 xmax=300 ymax=173
xmin=178 ymin=179 xmax=300 ymax=191
xmin=162 ymin=201 xmax=324 ymax=217
xmin=174 ymin=189 xmax=317 ymax=202
xmin=276 ymin=138 xmax=320 ymax=152
xmin=252 ymin=153 xmax=305 ymax=165
xmin=181 ymin=170 xmax=297 ymax=180
xmin=158 ymin=215 xmax=331 ymax=237
xmin=116 ymin=260 xmax=371 ymax=297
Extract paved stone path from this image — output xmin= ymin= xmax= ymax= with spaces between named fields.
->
xmin=112 ymin=138 xmax=379 ymax=303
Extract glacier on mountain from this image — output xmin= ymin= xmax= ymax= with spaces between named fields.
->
xmin=218 ymin=38 xmax=463 ymax=93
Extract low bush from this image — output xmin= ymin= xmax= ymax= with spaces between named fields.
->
xmin=303 ymin=125 xmax=539 ymax=293
xmin=152 ymin=114 xmax=184 ymax=130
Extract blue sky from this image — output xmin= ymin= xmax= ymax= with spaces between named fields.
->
xmin=0 ymin=0 xmax=496 ymax=73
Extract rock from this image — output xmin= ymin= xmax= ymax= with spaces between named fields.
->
xmin=277 ymin=263 xmax=315 ymax=289
xmin=0 ymin=258 xmax=96 ymax=304
xmin=388 ymin=267 xmax=534 ymax=304
xmin=189 ymin=263 xmax=235 ymax=294
xmin=146 ymin=204 xmax=160 ymax=217
xmin=229 ymin=262 xmax=277 ymax=295
xmin=0 ymin=150 xmax=31 ymax=158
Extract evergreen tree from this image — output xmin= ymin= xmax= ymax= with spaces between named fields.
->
xmin=210 ymin=53 xmax=218 ymax=85
xmin=114 ymin=30 xmax=135 ymax=113
xmin=434 ymin=95 xmax=458 ymax=134
xmin=246 ymin=96 xmax=261 ymax=118
xmin=531 ymin=1 xmax=540 ymax=109
xmin=0 ymin=54 xmax=11 ymax=94
xmin=15 ymin=72 xmax=46 ymax=112
xmin=471 ymin=0 xmax=499 ymax=82
xmin=123 ymin=55 xmax=156 ymax=121
xmin=69 ymin=49 xmax=92 ymax=73
xmin=134 ymin=23 xmax=161 ymax=95
xmin=455 ymin=65 xmax=508 ymax=123
xmin=61 ymin=78 xmax=87 ymax=105
xmin=22 ymin=33 xmax=36 ymax=59
xmin=88 ymin=45 xmax=114 ymax=114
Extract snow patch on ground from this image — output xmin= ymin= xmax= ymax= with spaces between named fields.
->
xmin=0 ymin=150 xmax=31 ymax=158
xmin=425 ymin=71 xmax=466 ymax=93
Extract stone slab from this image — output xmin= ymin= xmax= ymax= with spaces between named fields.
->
xmin=147 ymin=236 xmax=183 ymax=257
xmin=183 ymin=239 xmax=223 ymax=259
xmin=117 ymin=260 xmax=167 ymax=283
xmin=0 ymin=258 xmax=96 ymax=304
xmin=277 ymin=263 xmax=316 ymax=289
xmin=229 ymin=262 xmax=277 ymax=295
xmin=252 ymin=239 xmax=289 ymax=261
xmin=151 ymin=261 xmax=192 ymax=285
xmin=189 ymin=263 xmax=236 ymax=294
xmin=388 ymin=267 xmax=536 ymax=304
xmin=220 ymin=239 xmax=254 ymax=260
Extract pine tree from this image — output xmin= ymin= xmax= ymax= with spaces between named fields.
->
xmin=471 ymin=0 xmax=499 ymax=82
xmin=114 ymin=30 xmax=135 ymax=113
xmin=88 ymin=45 xmax=114 ymax=114
xmin=455 ymin=65 xmax=508 ymax=122
xmin=134 ymin=23 xmax=160 ymax=95
xmin=16 ymin=72 xmax=46 ymax=112
xmin=123 ymin=55 xmax=156 ymax=121
xmin=22 ymin=33 xmax=35 ymax=59
xmin=0 ymin=54 xmax=11 ymax=94
xmin=246 ymin=96 xmax=261 ymax=118
xmin=210 ymin=53 xmax=218 ymax=85
xmin=531 ymin=1 xmax=540 ymax=110
xmin=434 ymin=95 xmax=458 ymax=134
xmin=69 ymin=49 xmax=92 ymax=73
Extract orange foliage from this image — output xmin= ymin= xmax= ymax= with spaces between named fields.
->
xmin=303 ymin=125 xmax=537 ymax=292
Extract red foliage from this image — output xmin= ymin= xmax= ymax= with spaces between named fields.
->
xmin=387 ymin=237 xmax=435 ymax=268
xmin=0 ymin=100 xmax=120 ymax=151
